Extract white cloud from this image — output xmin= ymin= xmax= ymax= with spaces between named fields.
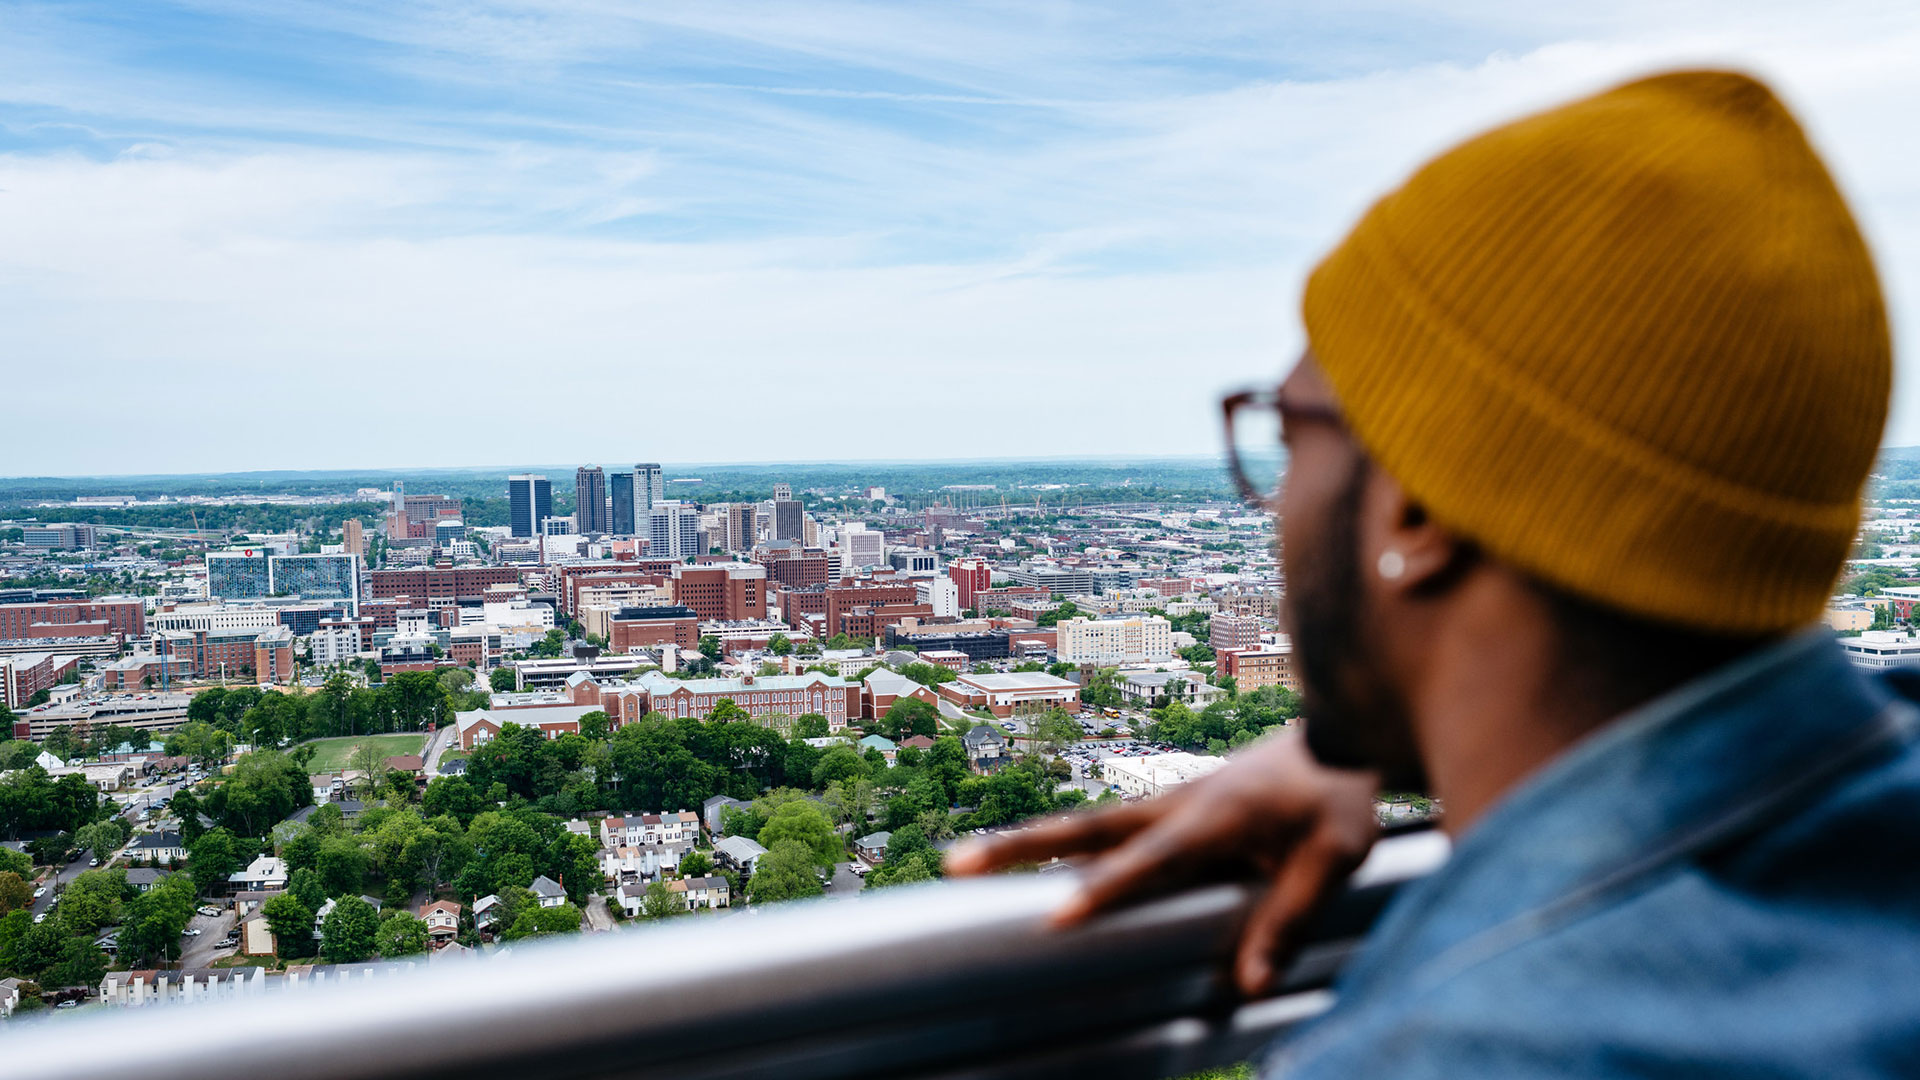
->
xmin=0 ymin=0 xmax=1916 ymax=474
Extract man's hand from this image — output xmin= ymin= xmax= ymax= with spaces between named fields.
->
xmin=945 ymin=731 xmax=1379 ymax=996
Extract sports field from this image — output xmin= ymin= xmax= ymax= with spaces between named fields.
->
xmin=301 ymin=733 xmax=426 ymax=773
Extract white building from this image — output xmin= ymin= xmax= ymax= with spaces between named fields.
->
xmin=1056 ymin=615 xmax=1173 ymax=665
xmin=649 ymin=502 xmax=702 ymax=558
xmin=916 ymin=576 xmax=961 ymax=619
xmin=1839 ymin=630 xmax=1920 ymax=669
xmin=148 ymin=604 xmax=282 ymax=634
xmin=310 ymin=622 xmax=364 ymax=666
xmin=838 ymin=524 xmax=886 ymax=570
xmin=1101 ymin=752 xmax=1229 ymax=799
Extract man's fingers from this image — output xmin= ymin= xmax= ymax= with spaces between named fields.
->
xmin=1233 ymin=836 xmax=1342 ymax=997
xmin=945 ymin=802 xmax=1159 ymax=876
xmin=1050 ymin=812 xmax=1204 ymax=926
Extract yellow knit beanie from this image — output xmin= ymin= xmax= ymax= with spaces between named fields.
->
xmin=1304 ymin=70 xmax=1889 ymax=633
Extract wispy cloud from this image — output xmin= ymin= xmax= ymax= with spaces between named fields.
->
xmin=0 ymin=0 xmax=1915 ymax=474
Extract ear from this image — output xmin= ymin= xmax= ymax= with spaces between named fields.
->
xmin=1361 ymin=467 xmax=1470 ymax=594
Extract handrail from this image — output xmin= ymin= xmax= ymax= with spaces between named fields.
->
xmin=4 ymin=830 xmax=1449 ymax=1080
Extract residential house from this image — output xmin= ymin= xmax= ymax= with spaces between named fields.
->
xmin=312 ymin=895 xmax=384 ymax=939
xmin=227 ymin=855 xmax=289 ymax=893
xmin=383 ymin=754 xmax=425 ymax=777
xmin=615 ymin=882 xmax=650 ymax=918
xmin=713 ymin=835 xmax=768 ymax=875
xmin=666 ymin=875 xmax=730 ymax=910
xmin=128 ymin=830 xmax=186 ymax=864
xmin=599 ymin=811 xmax=698 ymax=850
xmin=239 ymin=909 xmax=276 ymax=957
xmin=98 ymin=966 xmax=267 ymax=1007
xmin=962 ymin=725 xmax=1009 ymax=771
xmin=857 ymin=733 xmax=898 ymax=766
xmin=418 ymin=900 xmax=461 ymax=948
xmin=529 ymin=875 xmax=567 ymax=908
xmin=702 ymin=794 xmax=747 ymax=837
xmin=0 ymin=976 xmax=21 ymax=1018
xmin=899 ymin=735 xmax=937 ymax=753
xmin=600 ymin=845 xmax=679 ymax=885
xmin=855 ymin=831 xmax=892 ymax=866
xmin=472 ymin=894 xmax=503 ymax=935
xmin=124 ymin=867 xmax=173 ymax=893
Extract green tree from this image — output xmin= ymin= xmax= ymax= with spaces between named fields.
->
xmin=0 ymin=872 xmax=30 ymax=916
xmin=73 ymin=819 xmax=128 ymax=862
xmin=747 ymin=840 xmax=825 ymax=904
xmin=756 ymin=801 xmax=840 ymax=867
xmin=791 ymin=713 xmax=830 ymax=739
xmin=118 ymin=874 xmax=197 ymax=966
xmin=639 ymin=881 xmax=680 ymax=920
xmin=422 ymin=775 xmax=486 ymax=824
xmin=810 ymin=745 xmax=869 ymax=789
xmin=321 ymin=894 xmax=379 ymax=963
xmin=697 ymin=635 xmax=722 ymax=660
xmin=188 ymin=828 xmax=242 ymax=894
xmin=375 ymin=911 xmax=430 ymax=957
xmin=262 ymin=891 xmax=315 ymax=959
xmin=1032 ymin=707 xmax=1081 ymax=751
xmin=489 ymin=667 xmax=517 ymax=692
xmin=878 ymin=697 xmax=940 ymax=741
xmin=768 ymin=633 xmax=792 ymax=656
xmin=49 ymin=935 xmax=108 ymax=988
xmin=505 ymin=902 xmax=581 ymax=940
xmin=55 ymin=868 xmax=126 ymax=933
xmin=316 ymin=835 xmax=369 ymax=897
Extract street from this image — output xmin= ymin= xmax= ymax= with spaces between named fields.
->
xmin=423 ymin=724 xmax=459 ymax=777
xmin=177 ymin=908 xmax=238 ymax=968
xmin=825 ymin=861 xmax=866 ymax=898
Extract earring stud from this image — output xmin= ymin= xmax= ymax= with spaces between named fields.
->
xmin=1377 ymin=550 xmax=1406 ymax=581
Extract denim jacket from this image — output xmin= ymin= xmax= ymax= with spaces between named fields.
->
xmin=1270 ymin=629 xmax=1920 ymax=1079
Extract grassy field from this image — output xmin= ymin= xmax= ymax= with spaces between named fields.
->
xmin=302 ymin=733 xmax=426 ymax=773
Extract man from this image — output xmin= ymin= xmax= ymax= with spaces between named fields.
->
xmin=950 ymin=70 xmax=1919 ymax=1077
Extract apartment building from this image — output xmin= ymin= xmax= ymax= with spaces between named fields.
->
xmin=1216 ymin=643 xmax=1299 ymax=692
xmin=1055 ymin=615 xmax=1173 ymax=665
xmin=671 ymin=563 xmax=766 ymax=621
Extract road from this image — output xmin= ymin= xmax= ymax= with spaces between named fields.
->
xmin=582 ymin=894 xmax=618 ymax=932
xmin=825 ymin=861 xmax=866 ymax=898
xmin=178 ymin=908 xmax=238 ymax=968
xmin=423 ymin=724 xmax=459 ymax=777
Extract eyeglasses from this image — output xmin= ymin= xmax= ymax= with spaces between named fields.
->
xmin=1220 ymin=387 xmax=1346 ymax=505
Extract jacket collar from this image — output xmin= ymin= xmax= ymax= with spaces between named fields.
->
xmin=1336 ymin=628 xmax=1899 ymax=1000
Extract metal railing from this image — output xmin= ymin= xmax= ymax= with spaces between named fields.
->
xmin=5 ymin=829 xmax=1448 ymax=1080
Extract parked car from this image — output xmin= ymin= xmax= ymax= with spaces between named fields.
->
xmin=182 ymin=928 xmax=202 ymax=937
xmin=197 ymin=905 xmax=221 ymax=917
xmin=54 ymin=1000 xmax=77 ymax=1009
xmin=88 ymin=857 xmax=99 ymax=867
xmin=32 ymin=886 xmax=46 ymax=899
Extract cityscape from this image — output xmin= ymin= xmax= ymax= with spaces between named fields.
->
xmin=3 ymin=1 xmax=1917 ymax=1076
xmin=0 ymin=459 xmax=1311 ymax=1011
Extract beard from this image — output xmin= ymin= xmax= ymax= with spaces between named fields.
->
xmin=1287 ymin=457 xmax=1429 ymax=792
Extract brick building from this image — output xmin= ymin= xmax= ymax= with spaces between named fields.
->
xmin=0 ymin=599 xmax=145 ymax=640
xmin=368 ymin=567 xmax=520 ymax=605
xmin=948 ymin=558 xmax=993 ymax=611
xmin=0 ymin=651 xmax=80 ymax=708
xmin=1216 ymin=644 xmax=1298 ymax=693
xmin=1209 ymin=613 xmax=1264 ymax=651
xmin=609 ymin=606 xmax=702 ymax=653
xmin=670 ymin=563 xmax=766 ymax=622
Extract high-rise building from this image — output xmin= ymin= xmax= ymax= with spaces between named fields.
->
xmin=508 ymin=474 xmax=553 ymax=538
xmin=636 ymin=463 xmax=664 ymax=513
xmin=268 ymin=554 xmax=362 ymax=612
xmin=610 ymin=472 xmax=637 ymax=535
xmin=206 ymin=549 xmax=274 ymax=601
xmin=949 ymin=558 xmax=992 ymax=611
xmin=575 ymin=467 xmax=609 ymax=534
xmin=648 ymin=502 xmax=701 ymax=559
xmin=773 ymin=499 xmax=804 ymax=542
xmin=725 ymin=504 xmax=756 ymax=553
xmin=772 ymin=483 xmax=792 ymax=501
xmin=343 ymin=518 xmax=365 ymax=557
xmin=838 ymin=524 xmax=885 ymax=570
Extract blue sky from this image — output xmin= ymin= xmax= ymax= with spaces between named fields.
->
xmin=2 ymin=1 xmax=1917 ymax=475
